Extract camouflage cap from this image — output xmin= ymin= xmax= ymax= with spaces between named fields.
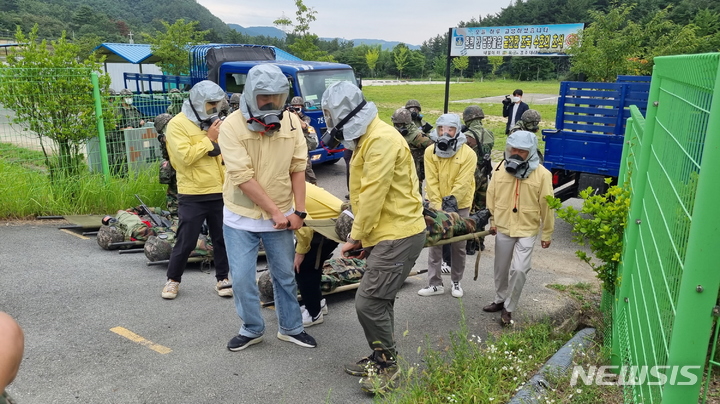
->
xmin=108 ymin=88 xmax=118 ymax=96
xmin=257 ymin=271 xmax=274 ymax=301
xmin=335 ymin=207 xmax=354 ymax=242
xmin=290 ymin=96 xmax=304 ymax=106
xmin=230 ymin=93 xmax=241 ymax=104
xmin=391 ymin=107 xmax=412 ymax=124
xmin=463 ymin=105 xmax=485 ymax=122
xmin=119 ymin=88 xmax=132 ymax=96
xmin=144 ymin=235 xmax=173 ymax=262
xmin=218 ymin=98 xmax=230 ymax=113
xmin=169 ymin=88 xmax=181 ymax=94
xmin=405 ymin=99 xmax=422 ymax=110
xmin=154 ymin=113 xmax=173 ymax=134
xmin=521 ymin=109 xmax=541 ymax=124
xmin=97 ymin=225 xmax=124 ymax=250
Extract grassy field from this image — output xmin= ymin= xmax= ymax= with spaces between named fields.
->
xmin=362 ymin=79 xmax=560 ymax=155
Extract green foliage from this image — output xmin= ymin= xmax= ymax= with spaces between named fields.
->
xmin=547 ymin=179 xmax=631 ymax=293
xmin=488 ymin=56 xmax=504 ymax=76
xmin=274 ymin=0 xmax=334 ymax=62
xmin=451 ymin=56 xmax=469 ymax=78
xmin=143 ymin=19 xmax=208 ymax=76
xmin=393 ymin=44 xmax=410 ymax=77
xmin=0 ymin=25 xmax=113 ymax=181
xmin=378 ymin=303 xmax=570 ymax=403
xmin=0 ymin=158 xmax=166 ymax=218
xmin=365 ymin=46 xmax=380 ymax=77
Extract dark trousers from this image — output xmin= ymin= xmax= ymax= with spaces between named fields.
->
xmin=166 ymin=195 xmax=229 ymax=283
xmin=295 ymin=233 xmax=338 ymax=317
xmin=355 ymin=232 xmax=425 ymax=360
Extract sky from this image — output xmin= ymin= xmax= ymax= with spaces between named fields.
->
xmin=195 ymin=0 xmax=508 ymax=46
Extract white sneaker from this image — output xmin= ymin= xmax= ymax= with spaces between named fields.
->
xmin=215 ymin=279 xmax=233 ymax=297
xmin=418 ymin=285 xmax=444 ymax=296
xmin=320 ymin=298 xmax=328 ymax=315
xmin=301 ymin=307 xmax=324 ymax=327
xmin=441 ymin=262 xmax=451 ymax=274
xmin=451 ymin=282 xmax=464 ymax=298
xmin=301 ymin=299 xmax=329 ymax=316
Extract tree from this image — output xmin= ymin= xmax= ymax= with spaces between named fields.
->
xmin=488 ymin=56 xmax=504 ymax=77
xmin=452 ymin=56 xmax=469 ymax=78
xmin=143 ymin=19 xmax=208 ymax=76
xmin=0 ymin=25 xmax=113 ymax=180
xmin=393 ymin=44 xmax=410 ymax=78
xmin=567 ymin=5 xmax=641 ymax=82
xmin=273 ymin=0 xmax=334 ymax=61
xmin=432 ymin=55 xmax=446 ymax=77
xmin=365 ymin=46 xmax=380 ymax=77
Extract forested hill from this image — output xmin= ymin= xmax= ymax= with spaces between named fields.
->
xmin=458 ymin=0 xmax=720 ymax=28
xmin=0 ymin=0 xmax=230 ymax=41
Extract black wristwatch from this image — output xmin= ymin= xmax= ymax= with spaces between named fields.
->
xmin=293 ymin=210 xmax=307 ymax=219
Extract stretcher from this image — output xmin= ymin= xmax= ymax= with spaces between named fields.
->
xmin=260 ymin=219 xmax=490 ymax=306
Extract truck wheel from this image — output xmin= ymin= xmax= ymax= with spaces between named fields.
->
xmin=577 ymin=173 xmax=609 ymax=196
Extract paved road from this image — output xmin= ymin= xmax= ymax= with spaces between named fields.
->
xmin=0 ymin=161 xmax=595 ymax=403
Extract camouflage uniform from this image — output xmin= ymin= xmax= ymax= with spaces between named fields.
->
xmin=109 ymin=89 xmax=144 ymax=176
xmin=291 ymin=96 xmax=318 ymax=185
xmin=392 ymin=108 xmax=434 ymax=191
xmin=166 ymin=89 xmax=184 ymax=116
xmin=155 ymin=114 xmax=178 ymax=215
xmin=510 ymin=109 xmax=543 ymax=163
xmin=463 ymin=106 xmax=494 ymax=253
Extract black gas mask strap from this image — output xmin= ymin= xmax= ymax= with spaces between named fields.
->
xmin=334 ymin=100 xmax=367 ymax=131
xmin=188 ymin=99 xmax=205 ymax=126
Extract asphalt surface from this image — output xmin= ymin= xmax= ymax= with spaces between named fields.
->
xmin=0 ymin=161 xmax=596 ymax=403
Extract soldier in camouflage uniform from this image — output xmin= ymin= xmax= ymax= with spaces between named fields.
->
xmin=391 ymin=108 xmax=434 ymax=192
xmin=405 ymin=99 xmax=433 ymax=134
xmin=510 ymin=109 xmax=543 ymax=163
xmin=290 ymin=96 xmax=318 ymax=185
xmin=154 ymin=113 xmax=178 ymax=215
xmin=462 ymin=105 xmax=495 ymax=253
xmin=166 ymin=88 xmax=184 ymax=116
xmin=108 ymin=89 xmax=145 ymax=176
xmin=229 ymin=93 xmax=241 ymax=113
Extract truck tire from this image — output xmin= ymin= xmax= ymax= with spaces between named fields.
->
xmin=577 ymin=173 xmax=609 ymax=196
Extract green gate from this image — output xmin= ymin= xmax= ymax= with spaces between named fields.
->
xmin=613 ymin=53 xmax=720 ymax=403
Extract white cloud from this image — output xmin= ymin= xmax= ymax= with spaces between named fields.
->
xmin=196 ymin=0 xmax=506 ymax=45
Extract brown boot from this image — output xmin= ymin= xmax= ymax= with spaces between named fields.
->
xmin=483 ymin=302 xmax=504 ymax=312
xmin=501 ymin=309 xmax=512 ymax=326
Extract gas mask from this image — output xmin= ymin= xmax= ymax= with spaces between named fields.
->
xmin=189 ymin=101 xmax=225 ymax=132
xmin=505 ymin=153 xmax=529 ymax=176
xmin=394 ymin=124 xmax=409 ymax=137
xmin=247 ymin=110 xmax=283 ymax=135
xmin=321 ymin=100 xmax=367 ymax=151
xmin=410 ymin=110 xmax=422 ymax=120
xmin=435 ymin=134 xmax=458 ymax=153
xmin=124 ymin=98 xmax=133 ymax=105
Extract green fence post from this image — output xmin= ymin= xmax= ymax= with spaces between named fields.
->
xmin=663 ymin=57 xmax=720 ymax=403
xmin=617 ymin=116 xmax=633 ymax=185
xmin=612 ymin=68 xmax=662 ymax=368
xmin=91 ymin=72 xmax=109 ymax=182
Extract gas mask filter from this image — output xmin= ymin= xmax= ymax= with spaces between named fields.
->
xmin=321 ymin=100 xmax=367 ymax=150
xmin=505 ymin=153 xmax=529 ymax=176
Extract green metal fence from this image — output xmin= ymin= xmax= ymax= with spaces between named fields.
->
xmin=612 ymin=53 xmax=720 ymax=403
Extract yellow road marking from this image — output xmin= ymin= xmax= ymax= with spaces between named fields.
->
xmin=60 ymin=229 xmax=89 ymax=240
xmin=110 ymin=327 xmax=172 ymax=354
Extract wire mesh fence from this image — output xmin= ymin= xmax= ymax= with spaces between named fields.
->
xmin=612 ymin=53 xmax=720 ymax=404
xmin=0 ymin=68 xmax=183 ymax=217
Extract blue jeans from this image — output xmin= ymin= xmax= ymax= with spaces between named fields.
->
xmin=223 ymin=226 xmax=304 ymax=338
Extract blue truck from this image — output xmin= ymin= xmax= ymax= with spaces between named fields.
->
xmin=542 ymin=75 xmax=651 ymax=201
xmin=124 ymin=44 xmax=359 ymax=164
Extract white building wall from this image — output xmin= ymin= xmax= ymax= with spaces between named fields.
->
xmin=103 ymin=63 xmax=164 ymax=93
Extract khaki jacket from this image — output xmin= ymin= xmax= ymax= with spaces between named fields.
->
xmin=165 ymin=113 xmax=224 ymax=195
xmin=487 ymin=163 xmax=555 ymax=241
xmin=295 ymin=183 xmax=343 ymax=254
xmin=219 ymin=110 xmax=307 ymax=219
xmin=349 ymin=116 xmax=426 ymax=247
xmin=424 ymin=144 xmax=477 ymax=210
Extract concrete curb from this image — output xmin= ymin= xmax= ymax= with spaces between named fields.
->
xmin=508 ymin=327 xmax=596 ymax=404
